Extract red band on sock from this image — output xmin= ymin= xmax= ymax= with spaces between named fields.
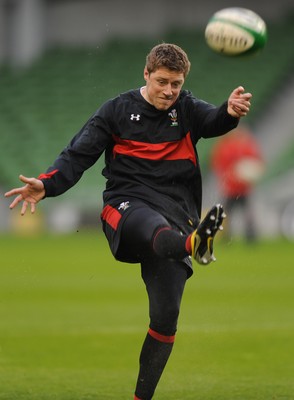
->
xmin=148 ymin=328 xmax=175 ymax=343
xmin=134 ymin=396 xmax=142 ymax=400
xmin=185 ymin=233 xmax=192 ymax=254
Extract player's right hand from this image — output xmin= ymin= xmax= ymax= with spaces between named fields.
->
xmin=227 ymin=86 xmax=252 ymax=118
xmin=4 ymin=175 xmax=45 ymax=215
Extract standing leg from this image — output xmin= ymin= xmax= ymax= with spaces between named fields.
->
xmin=110 ymin=204 xmax=191 ymax=398
xmin=134 ymin=257 xmax=188 ymax=400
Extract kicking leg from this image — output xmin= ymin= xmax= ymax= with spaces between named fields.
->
xmin=118 ymin=206 xmax=191 ymax=262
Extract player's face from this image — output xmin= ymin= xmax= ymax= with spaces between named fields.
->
xmin=142 ymin=67 xmax=185 ymax=110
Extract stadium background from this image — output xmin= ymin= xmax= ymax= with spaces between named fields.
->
xmin=1 ymin=2 xmax=294 ymax=399
xmin=0 ymin=0 xmax=294 ymax=236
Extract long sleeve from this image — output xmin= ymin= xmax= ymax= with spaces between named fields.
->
xmin=185 ymin=94 xmax=239 ymax=141
xmin=39 ymin=103 xmax=114 ymax=197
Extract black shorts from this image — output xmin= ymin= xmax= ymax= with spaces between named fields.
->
xmin=101 ymin=197 xmax=193 ymax=276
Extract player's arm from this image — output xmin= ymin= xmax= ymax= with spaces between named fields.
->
xmin=189 ymin=86 xmax=252 ymax=139
xmin=4 ymin=105 xmax=113 ymax=215
xmin=41 ymin=105 xmax=114 ymax=197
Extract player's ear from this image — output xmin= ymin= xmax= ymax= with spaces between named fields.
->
xmin=143 ymin=67 xmax=149 ymax=82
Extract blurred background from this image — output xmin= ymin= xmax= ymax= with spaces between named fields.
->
xmin=0 ymin=0 xmax=294 ymax=239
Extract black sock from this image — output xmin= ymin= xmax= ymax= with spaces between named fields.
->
xmin=134 ymin=328 xmax=175 ymax=400
xmin=152 ymin=227 xmax=190 ymax=259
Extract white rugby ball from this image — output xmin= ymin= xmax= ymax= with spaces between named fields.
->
xmin=205 ymin=7 xmax=267 ymax=56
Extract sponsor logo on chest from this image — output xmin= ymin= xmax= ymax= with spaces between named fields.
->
xmin=130 ymin=113 xmax=141 ymax=121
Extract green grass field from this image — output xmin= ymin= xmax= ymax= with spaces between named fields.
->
xmin=1 ymin=231 xmax=293 ymax=399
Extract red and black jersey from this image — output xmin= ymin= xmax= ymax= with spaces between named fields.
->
xmin=40 ymin=89 xmax=238 ymax=231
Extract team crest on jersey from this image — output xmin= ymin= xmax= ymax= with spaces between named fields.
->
xmin=168 ymin=109 xmax=178 ymax=126
xmin=118 ymin=201 xmax=130 ymax=211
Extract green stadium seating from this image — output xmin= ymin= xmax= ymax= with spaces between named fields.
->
xmin=1 ymin=19 xmax=294 ymax=207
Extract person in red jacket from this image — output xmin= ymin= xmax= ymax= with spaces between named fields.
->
xmin=210 ymin=128 xmax=264 ymax=241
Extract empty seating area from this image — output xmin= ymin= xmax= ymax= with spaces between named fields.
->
xmin=1 ymin=18 xmax=294 ymax=205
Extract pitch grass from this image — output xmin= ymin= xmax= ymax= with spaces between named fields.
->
xmin=1 ymin=231 xmax=293 ymax=399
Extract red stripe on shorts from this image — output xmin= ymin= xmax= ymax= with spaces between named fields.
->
xmin=101 ymin=204 xmax=122 ymax=231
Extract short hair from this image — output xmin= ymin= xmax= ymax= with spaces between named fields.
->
xmin=145 ymin=43 xmax=191 ymax=78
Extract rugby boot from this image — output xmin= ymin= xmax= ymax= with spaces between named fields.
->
xmin=191 ymin=203 xmax=226 ymax=265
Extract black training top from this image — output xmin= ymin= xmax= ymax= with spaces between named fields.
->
xmin=39 ymin=88 xmax=238 ymax=231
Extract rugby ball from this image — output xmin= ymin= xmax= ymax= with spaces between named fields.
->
xmin=205 ymin=7 xmax=267 ymax=56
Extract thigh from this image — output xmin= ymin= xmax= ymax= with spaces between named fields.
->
xmin=117 ymin=205 xmax=170 ymax=262
xmin=141 ymin=257 xmax=188 ymax=335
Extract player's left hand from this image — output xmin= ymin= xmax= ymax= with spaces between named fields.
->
xmin=227 ymin=86 xmax=252 ymax=118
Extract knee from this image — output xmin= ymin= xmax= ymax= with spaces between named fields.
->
xmin=150 ymin=301 xmax=180 ymax=336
